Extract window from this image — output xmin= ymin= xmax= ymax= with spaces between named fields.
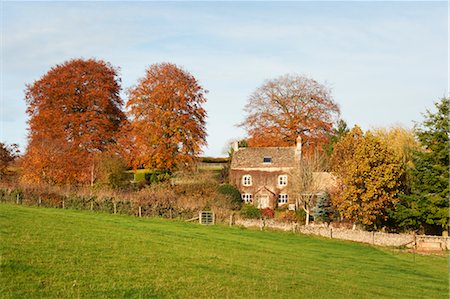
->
xmin=278 ymin=175 xmax=288 ymax=186
xmin=278 ymin=194 xmax=288 ymax=205
xmin=263 ymin=157 xmax=272 ymax=163
xmin=242 ymin=194 xmax=253 ymax=203
xmin=242 ymin=175 xmax=252 ymax=186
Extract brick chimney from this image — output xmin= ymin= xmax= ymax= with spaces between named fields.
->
xmin=232 ymin=141 xmax=239 ymax=152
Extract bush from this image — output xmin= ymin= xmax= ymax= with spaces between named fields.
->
xmin=94 ymin=152 xmax=130 ymax=189
xmin=144 ymin=171 xmax=171 ymax=184
xmin=276 ymin=210 xmax=306 ymax=223
xmin=240 ymin=204 xmax=261 ymax=219
xmin=261 ymin=208 xmax=275 ymax=218
xmin=217 ymin=184 xmax=242 ymax=209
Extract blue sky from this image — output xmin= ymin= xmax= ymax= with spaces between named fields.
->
xmin=1 ymin=1 xmax=448 ymax=157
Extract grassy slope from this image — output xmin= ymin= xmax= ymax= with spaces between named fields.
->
xmin=0 ymin=204 xmax=447 ymax=299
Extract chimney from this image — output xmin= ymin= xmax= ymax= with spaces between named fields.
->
xmin=232 ymin=141 xmax=239 ymax=152
xmin=295 ymin=136 xmax=302 ymax=160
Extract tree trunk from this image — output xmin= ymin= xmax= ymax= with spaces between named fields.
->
xmin=90 ymin=161 xmax=95 ymax=187
xmin=305 ymin=208 xmax=310 ymax=226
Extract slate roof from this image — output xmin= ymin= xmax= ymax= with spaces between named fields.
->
xmin=230 ymin=147 xmax=298 ymax=169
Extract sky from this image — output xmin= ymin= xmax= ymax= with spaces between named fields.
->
xmin=1 ymin=1 xmax=448 ymax=157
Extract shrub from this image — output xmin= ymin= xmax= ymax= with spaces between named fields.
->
xmin=261 ymin=207 xmax=275 ymax=218
xmin=134 ymin=183 xmax=177 ymax=217
xmin=216 ymin=184 xmax=242 ymax=209
xmin=144 ymin=171 xmax=171 ymax=184
xmin=94 ymin=152 xmax=130 ymax=189
xmin=240 ymin=204 xmax=261 ymax=219
xmin=277 ymin=210 xmax=306 ymax=223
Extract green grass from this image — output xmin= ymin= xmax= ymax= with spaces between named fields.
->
xmin=1 ymin=204 xmax=448 ymax=298
xmin=126 ymin=169 xmax=151 ymax=182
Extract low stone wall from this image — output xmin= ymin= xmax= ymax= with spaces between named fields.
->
xmin=234 ymin=218 xmax=448 ymax=250
xmin=416 ymin=235 xmax=450 ymax=251
xmin=299 ymin=225 xmax=414 ymax=247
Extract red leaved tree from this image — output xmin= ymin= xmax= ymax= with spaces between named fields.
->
xmin=126 ymin=63 xmax=207 ymax=172
xmin=240 ymin=74 xmax=340 ymax=152
xmin=22 ymin=58 xmax=125 ymax=185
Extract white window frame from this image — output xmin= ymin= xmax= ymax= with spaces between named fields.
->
xmin=242 ymin=175 xmax=252 ymax=186
xmin=278 ymin=175 xmax=288 ymax=187
xmin=278 ymin=194 xmax=288 ymax=205
xmin=242 ymin=193 xmax=253 ymax=204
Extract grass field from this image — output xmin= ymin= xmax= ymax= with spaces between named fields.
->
xmin=1 ymin=204 xmax=448 ymax=298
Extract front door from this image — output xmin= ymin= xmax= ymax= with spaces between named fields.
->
xmin=257 ymin=195 xmax=270 ymax=209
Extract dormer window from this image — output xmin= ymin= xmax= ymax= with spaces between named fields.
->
xmin=263 ymin=157 xmax=272 ymax=163
xmin=242 ymin=175 xmax=252 ymax=186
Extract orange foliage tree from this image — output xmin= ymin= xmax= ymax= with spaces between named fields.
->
xmin=240 ymin=74 xmax=340 ymax=150
xmin=22 ymin=58 xmax=125 ymax=185
xmin=330 ymin=126 xmax=404 ymax=229
xmin=126 ymin=63 xmax=207 ymax=172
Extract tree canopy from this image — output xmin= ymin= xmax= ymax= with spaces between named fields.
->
xmin=331 ymin=126 xmax=404 ymax=229
xmin=240 ymin=74 xmax=340 ymax=151
xmin=126 ymin=63 xmax=207 ymax=172
xmin=22 ymin=58 xmax=125 ymax=185
xmin=394 ymin=98 xmax=449 ymax=233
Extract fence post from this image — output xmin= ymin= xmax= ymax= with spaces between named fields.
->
xmin=138 ymin=206 xmax=142 ymax=217
xmin=229 ymin=213 xmax=235 ymax=227
xmin=62 ymin=199 xmax=65 ymax=209
xmin=372 ymin=231 xmax=375 ymax=245
xmin=38 ymin=197 xmax=42 ymax=207
xmin=16 ymin=194 xmax=20 ymax=205
xmin=113 ymin=202 xmax=117 ymax=214
xmin=330 ymin=227 xmax=333 ymax=239
xmin=90 ymin=201 xmax=93 ymax=211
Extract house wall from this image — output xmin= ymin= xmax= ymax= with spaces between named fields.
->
xmin=229 ymin=169 xmax=294 ymax=208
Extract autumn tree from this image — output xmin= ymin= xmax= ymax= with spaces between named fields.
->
xmin=395 ymin=98 xmax=449 ymax=234
xmin=372 ymin=126 xmax=420 ymax=170
xmin=126 ymin=63 xmax=207 ymax=172
xmin=331 ymin=126 xmax=404 ymax=229
xmin=240 ymin=74 xmax=340 ymax=151
xmin=22 ymin=58 xmax=125 ymax=185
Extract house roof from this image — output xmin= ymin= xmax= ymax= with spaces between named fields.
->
xmin=230 ymin=147 xmax=298 ymax=169
xmin=312 ymin=172 xmax=338 ymax=192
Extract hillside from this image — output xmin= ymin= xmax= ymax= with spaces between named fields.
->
xmin=0 ymin=204 xmax=448 ymax=298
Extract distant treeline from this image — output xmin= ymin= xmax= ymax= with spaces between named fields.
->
xmin=200 ymin=157 xmax=229 ymax=164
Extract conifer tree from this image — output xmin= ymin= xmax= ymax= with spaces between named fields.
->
xmin=395 ymin=98 xmax=449 ymax=234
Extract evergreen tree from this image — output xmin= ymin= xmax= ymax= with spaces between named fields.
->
xmin=313 ymin=192 xmax=332 ymax=223
xmin=396 ymin=98 xmax=449 ymax=234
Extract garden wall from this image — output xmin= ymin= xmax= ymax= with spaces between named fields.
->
xmin=235 ymin=219 xmax=449 ymax=250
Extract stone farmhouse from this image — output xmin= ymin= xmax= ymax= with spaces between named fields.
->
xmin=229 ymin=137 xmax=335 ymax=210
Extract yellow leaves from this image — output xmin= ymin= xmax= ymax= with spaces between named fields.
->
xmin=331 ymin=126 xmax=405 ymax=227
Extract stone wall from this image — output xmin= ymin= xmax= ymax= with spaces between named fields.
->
xmin=234 ymin=219 xmax=448 ymax=250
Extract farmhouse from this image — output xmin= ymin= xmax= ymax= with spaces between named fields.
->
xmin=229 ymin=137 xmax=299 ymax=209
xmin=229 ymin=137 xmax=335 ymax=210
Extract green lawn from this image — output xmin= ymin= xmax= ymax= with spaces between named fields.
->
xmin=0 ymin=204 xmax=448 ymax=298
